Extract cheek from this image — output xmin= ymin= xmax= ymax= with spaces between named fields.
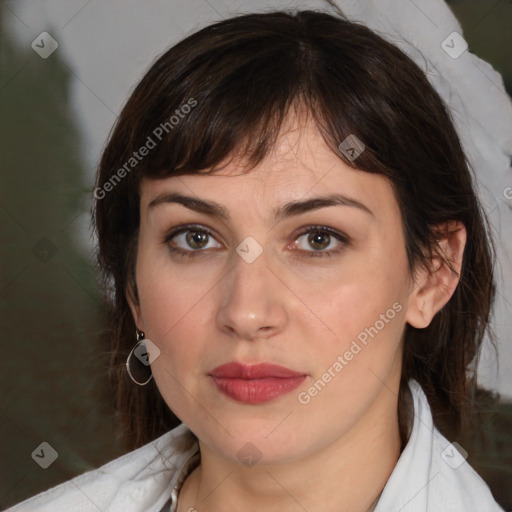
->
xmin=293 ymin=241 xmax=409 ymax=392
xmin=136 ymin=268 xmax=213 ymax=422
xmin=138 ymin=278 xmax=208 ymax=358
xmin=298 ymin=240 xmax=407 ymax=338
xmin=136 ymin=234 xmax=213 ymax=330
xmin=291 ymin=273 xmax=407 ymax=427
xmin=135 ymin=245 xmax=212 ymax=369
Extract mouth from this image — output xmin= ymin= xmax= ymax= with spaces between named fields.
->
xmin=208 ymin=362 xmax=307 ymax=404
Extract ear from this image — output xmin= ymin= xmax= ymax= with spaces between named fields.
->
xmin=126 ymin=278 xmax=145 ymax=332
xmin=405 ymin=221 xmax=467 ymax=329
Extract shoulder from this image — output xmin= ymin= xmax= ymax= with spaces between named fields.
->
xmin=4 ymin=423 xmax=198 ymax=512
xmin=428 ymin=419 xmax=504 ymax=511
xmin=375 ymin=380 xmax=504 ymax=512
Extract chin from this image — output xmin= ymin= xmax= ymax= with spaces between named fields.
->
xmin=193 ymin=415 xmax=317 ymax=466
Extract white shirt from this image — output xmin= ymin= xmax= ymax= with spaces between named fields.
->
xmin=4 ymin=380 xmax=504 ymax=512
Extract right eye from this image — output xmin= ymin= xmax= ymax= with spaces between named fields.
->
xmin=163 ymin=224 xmax=222 ymax=258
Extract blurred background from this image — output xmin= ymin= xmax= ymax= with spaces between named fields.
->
xmin=1 ymin=0 xmax=511 ymax=510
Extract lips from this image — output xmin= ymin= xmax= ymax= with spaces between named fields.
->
xmin=208 ymin=362 xmax=307 ymax=404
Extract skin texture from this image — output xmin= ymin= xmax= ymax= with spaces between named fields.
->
xmin=127 ymin=114 xmax=467 ymax=512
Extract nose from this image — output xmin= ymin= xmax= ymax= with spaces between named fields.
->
xmin=216 ymin=249 xmax=288 ymax=342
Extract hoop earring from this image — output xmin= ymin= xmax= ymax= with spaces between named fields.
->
xmin=126 ymin=330 xmax=153 ymax=386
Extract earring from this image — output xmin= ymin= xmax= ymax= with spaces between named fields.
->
xmin=126 ymin=329 xmax=153 ymax=386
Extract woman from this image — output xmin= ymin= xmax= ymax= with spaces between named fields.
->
xmin=6 ymin=4 xmax=507 ymax=512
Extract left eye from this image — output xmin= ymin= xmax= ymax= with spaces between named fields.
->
xmin=294 ymin=227 xmax=348 ymax=256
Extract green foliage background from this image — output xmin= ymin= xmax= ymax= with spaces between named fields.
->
xmin=0 ymin=7 xmax=122 ymax=509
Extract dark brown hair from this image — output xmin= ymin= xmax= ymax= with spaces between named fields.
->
xmin=92 ymin=9 xmax=496 ymax=450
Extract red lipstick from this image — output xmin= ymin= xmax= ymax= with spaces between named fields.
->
xmin=208 ymin=362 xmax=307 ymax=404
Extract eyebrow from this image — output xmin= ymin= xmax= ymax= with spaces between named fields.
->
xmin=147 ymin=192 xmax=374 ymax=222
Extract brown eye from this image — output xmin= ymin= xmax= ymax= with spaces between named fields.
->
xmin=185 ymin=230 xmax=209 ymax=249
xmin=294 ymin=226 xmax=349 ymax=257
xmin=307 ymin=232 xmax=331 ymax=250
xmin=163 ymin=225 xmax=222 ymax=257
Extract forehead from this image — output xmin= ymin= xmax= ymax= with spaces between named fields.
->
xmin=139 ymin=115 xmax=397 ymax=222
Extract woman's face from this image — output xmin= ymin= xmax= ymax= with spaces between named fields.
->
xmin=129 ymin=116 xmax=421 ymax=465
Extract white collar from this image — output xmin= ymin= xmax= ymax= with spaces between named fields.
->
xmin=374 ymin=380 xmax=503 ymax=511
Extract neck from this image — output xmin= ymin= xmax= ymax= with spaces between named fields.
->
xmin=177 ymin=381 xmax=403 ymax=512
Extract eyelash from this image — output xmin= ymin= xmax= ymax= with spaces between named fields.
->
xmin=162 ymin=224 xmax=350 ymax=259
